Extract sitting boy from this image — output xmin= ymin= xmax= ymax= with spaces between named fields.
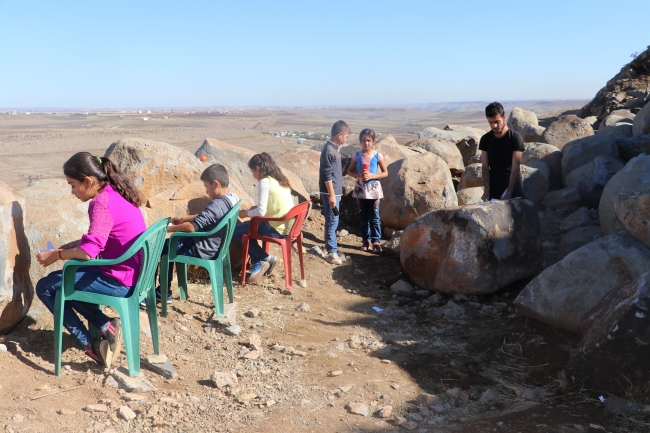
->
xmin=147 ymin=163 xmax=239 ymax=304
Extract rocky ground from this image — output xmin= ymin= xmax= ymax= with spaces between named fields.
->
xmin=1 ymin=206 xmax=647 ymax=433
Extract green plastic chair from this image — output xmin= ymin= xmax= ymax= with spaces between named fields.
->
xmin=160 ymin=200 xmax=241 ymax=318
xmin=53 ymin=217 xmax=171 ymax=377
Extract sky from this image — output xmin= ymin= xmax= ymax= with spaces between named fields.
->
xmin=0 ymin=1 xmax=648 ymax=109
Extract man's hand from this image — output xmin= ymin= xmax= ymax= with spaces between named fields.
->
xmin=481 ymin=189 xmax=490 ymax=202
xmin=37 ymin=249 xmax=59 ymax=267
xmin=501 ymin=189 xmax=512 ymax=200
xmin=328 ymin=194 xmax=336 ymax=209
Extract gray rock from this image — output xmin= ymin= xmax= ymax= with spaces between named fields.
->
xmin=401 ymin=200 xmax=543 ymax=295
xmin=565 ymin=156 xmax=624 ymax=208
xmin=515 ymin=232 xmax=650 ymax=333
xmin=390 ymin=280 xmax=415 ymax=296
xmin=559 ymin=210 xmax=591 ymax=233
xmin=479 ymin=389 xmax=499 ymax=403
xmin=383 ymin=231 xmax=402 ymax=256
xmin=211 ymin=302 xmax=237 ymax=327
xmin=603 ymin=398 xmax=650 ymax=415
xmin=633 ymin=100 xmax=650 ymax=136
xmin=615 ymin=135 xmax=650 ymax=161
xmin=458 ymin=163 xmax=483 ymax=190
xmin=598 ymin=114 xmax=634 ymax=137
xmin=561 ymin=134 xmax=619 ymax=183
xmin=540 ymin=187 xmax=582 ymax=213
xmin=559 ymin=226 xmax=603 ymax=256
xmin=522 ymin=124 xmax=546 ymax=143
xmin=520 ymin=164 xmax=549 ymax=202
xmin=541 ymin=115 xmax=594 ymax=150
xmin=141 ymin=354 xmax=178 ymax=379
xmin=210 ymin=371 xmax=238 ymax=389
xmin=347 ymin=402 xmax=370 ymax=417
xmin=522 ymin=143 xmax=562 ymax=191
xmin=599 ymin=154 xmax=650 ymax=236
xmin=405 ymin=138 xmax=465 ymax=176
xmin=615 ymin=192 xmax=650 ymax=248
xmin=111 ymin=367 xmax=157 ymax=393
xmin=295 ymin=302 xmax=311 ymax=312
xmin=514 ymin=388 xmax=551 ymax=401
xmin=223 ymin=325 xmax=242 ymax=336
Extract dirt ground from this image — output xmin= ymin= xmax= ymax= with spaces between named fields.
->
xmin=1 ymin=205 xmax=647 ymax=433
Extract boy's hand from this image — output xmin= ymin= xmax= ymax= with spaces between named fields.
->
xmin=328 ymin=194 xmax=336 ymax=208
xmin=37 ymin=249 xmax=59 ymax=267
xmin=171 ymin=216 xmax=184 ymax=225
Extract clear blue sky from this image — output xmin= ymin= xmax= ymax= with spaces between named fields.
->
xmin=0 ymin=0 xmax=648 ymax=108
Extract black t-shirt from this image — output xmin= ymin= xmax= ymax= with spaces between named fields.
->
xmin=478 ymin=128 xmax=525 ymax=188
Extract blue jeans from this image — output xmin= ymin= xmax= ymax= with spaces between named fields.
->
xmin=234 ymin=221 xmax=285 ymax=264
xmin=158 ymin=237 xmax=195 ymax=289
xmin=35 ymin=267 xmax=131 ymax=348
xmin=321 ymin=194 xmax=341 ymax=254
xmin=359 ymin=199 xmax=381 ymax=244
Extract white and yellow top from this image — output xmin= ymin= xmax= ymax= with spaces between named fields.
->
xmin=246 ymin=176 xmax=294 ymax=235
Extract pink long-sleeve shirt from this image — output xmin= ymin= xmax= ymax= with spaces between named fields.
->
xmin=78 ymin=185 xmax=146 ymax=287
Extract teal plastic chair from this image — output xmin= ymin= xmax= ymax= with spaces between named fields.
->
xmin=160 ymin=200 xmax=241 ymax=318
xmin=54 ymin=217 xmax=171 ymax=377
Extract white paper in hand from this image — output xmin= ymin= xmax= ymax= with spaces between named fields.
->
xmin=38 ymin=241 xmax=55 ymax=253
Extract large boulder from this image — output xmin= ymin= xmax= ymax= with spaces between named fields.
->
xmin=196 ymin=138 xmax=309 ymax=204
xmin=541 ymin=115 xmax=594 ymax=150
xmin=616 ymin=135 xmax=650 ymax=161
xmin=598 ymin=114 xmax=634 ymax=138
xmin=599 ymin=154 xmax=650 ymax=236
xmin=514 ymin=232 xmax=650 ymax=333
xmin=567 ymin=271 xmax=650 ymax=396
xmin=380 ymin=153 xmax=457 ymax=230
xmin=539 ymin=187 xmax=582 ymax=213
xmin=565 ymin=156 xmax=624 ymax=208
xmin=458 ymin=164 xmax=483 ymax=191
xmin=457 ymin=187 xmax=484 ymax=206
xmin=522 ymin=143 xmax=562 ymax=191
xmin=520 ymin=164 xmax=549 ymax=202
xmin=105 ymin=138 xmax=206 ymax=204
xmin=507 ymin=107 xmax=538 ymax=136
xmin=614 ymin=192 xmax=650 ymax=248
xmin=559 ymin=226 xmax=603 ymax=256
xmin=0 ymin=182 xmax=31 ymax=334
xmin=374 ymin=135 xmax=418 ymax=164
xmin=420 ymin=126 xmax=484 ymax=167
xmin=405 ymin=138 xmax=464 ymax=176
xmin=633 ymin=100 xmax=650 ymax=136
xmin=275 ymin=148 xmax=320 ymax=195
xmin=561 ymin=134 xmax=619 ymax=183
xmin=400 ymin=200 xmax=543 ymax=295
xmin=521 ymin=124 xmax=546 ymax=143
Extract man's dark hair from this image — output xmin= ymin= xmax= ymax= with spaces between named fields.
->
xmin=331 ymin=120 xmax=351 ymax=138
xmin=485 ymin=102 xmax=505 ymax=118
xmin=200 ymin=163 xmax=229 ymax=187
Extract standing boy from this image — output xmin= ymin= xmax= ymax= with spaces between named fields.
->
xmin=479 ymin=102 xmax=525 ymax=201
xmin=319 ymin=120 xmax=350 ymax=265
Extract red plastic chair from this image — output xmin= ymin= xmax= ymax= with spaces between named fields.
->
xmin=241 ymin=201 xmax=310 ymax=291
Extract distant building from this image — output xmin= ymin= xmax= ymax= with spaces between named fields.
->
xmin=142 ymin=117 xmax=149 ymax=121
xmin=295 ymin=138 xmax=305 ymax=144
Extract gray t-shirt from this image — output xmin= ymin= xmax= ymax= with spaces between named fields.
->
xmin=319 ymin=141 xmax=343 ymax=195
xmin=190 ymin=193 xmax=239 ymax=259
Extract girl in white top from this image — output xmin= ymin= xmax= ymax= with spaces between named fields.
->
xmin=233 ymin=153 xmax=294 ymax=283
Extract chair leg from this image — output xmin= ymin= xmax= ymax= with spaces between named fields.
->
xmin=145 ymin=294 xmax=160 ymax=355
xmin=223 ymin=253 xmax=234 ymax=303
xmin=177 ymin=263 xmax=188 ymax=301
xmin=209 ymin=260 xmax=225 ymax=317
xmin=53 ymin=292 xmax=65 ymax=376
xmin=118 ymin=305 xmax=140 ymax=377
xmin=241 ymin=235 xmax=250 ymax=286
xmin=88 ymin=304 xmax=102 ymax=338
xmin=263 ymin=241 xmax=269 ymax=253
xmin=297 ymin=233 xmax=306 ymax=287
xmin=160 ymin=255 xmax=169 ymax=317
xmin=282 ymin=242 xmax=293 ymax=291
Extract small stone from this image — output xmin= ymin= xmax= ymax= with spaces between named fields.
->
xmin=238 ymin=392 xmax=257 ymax=404
xmin=12 ymin=415 xmax=24 ymax=423
xmin=328 ymin=370 xmax=343 ymax=377
xmin=445 ymin=388 xmax=461 ymax=398
xmin=416 ymin=393 xmax=440 ymax=405
xmin=390 ymin=383 xmax=400 ymax=390
xmin=347 ymin=402 xmax=370 ymax=417
xmin=408 ymin=413 xmax=424 ymax=422
xmin=243 ymin=350 xmax=261 ymax=360
xmin=249 ymin=333 xmax=263 ymax=351
xmin=57 ymin=409 xmax=76 ymax=415
xmin=111 ymin=367 xmax=157 ymax=393
xmin=393 ymin=415 xmax=407 ymax=426
xmin=223 ymin=325 xmax=242 ymax=336
xmin=338 ymin=385 xmax=353 ymax=393
xmin=295 ymin=302 xmax=311 ymax=312
xmin=379 ymin=405 xmax=393 ymax=418
xmin=211 ymin=302 xmax=238 ymax=327
xmin=159 ymin=397 xmax=180 ymax=407
xmin=402 ymin=421 xmax=418 ymax=430
xmin=309 ymin=246 xmax=325 ymax=257
xmin=244 ymin=308 xmax=260 ymax=318
xmin=390 ymin=280 xmax=414 ymax=296
xmin=123 ymin=393 xmax=147 ymax=402
xmin=210 ymin=371 xmax=238 ymax=389
xmin=117 ymin=406 xmax=136 ymax=421
xmin=479 ymin=388 xmax=499 ymax=404
xmin=104 ymin=376 xmax=119 ymax=388
xmin=338 ymin=229 xmax=349 ymax=237
xmin=0 ymin=344 xmax=7 ymax=352
xmin=514 ymin=388 xmax=551 ymax=401
xmin=145 ymin=354 xmax=167 ymax=364
xmin=85 ymin=404 xmax=108 ymax=413
xmin=414 ymin=290 xmax=430 ymax=297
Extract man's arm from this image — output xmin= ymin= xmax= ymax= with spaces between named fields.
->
xmin=481 ymin=151 xmax=490 ymax=201
xmin=503 ymin=151 xmax=522 ymax=200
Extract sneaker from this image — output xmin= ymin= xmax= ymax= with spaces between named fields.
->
xmin=372 ymin=242 xmax=382 ymax=253
xmin=85 ymin=337 xmax=112 ymax=368
xmin=248 ymin=260 xmax=270 ymax=283
xmin=325 ymin=252 xmax=342 ymax=265
xmin=361 ymin=241 xmax=370 ymax=251
xmin=264 ymin=255 xmax=277 ymax=276
xmin=140 ymin=288 xmax=172 ymax=307
xmin=101 ymin=318 xmax=122 ymax=354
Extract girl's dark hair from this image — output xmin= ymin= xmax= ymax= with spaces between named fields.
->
xmin=359 ymin=128 xmax=376 ymax=143
xmin=247 ymin=152 xmax=291 ymax=189
xmin=63 ymin=152 xmax=143 ymax=207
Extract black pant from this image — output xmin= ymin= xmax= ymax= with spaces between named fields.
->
xmin=489 ymin=180 xmax=524 ymax=200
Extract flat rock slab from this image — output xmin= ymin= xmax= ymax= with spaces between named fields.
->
xmin=111 ymin=367 xmax=157 ymax=393
xmin=141 ymin=354 xmax=178 ymax=379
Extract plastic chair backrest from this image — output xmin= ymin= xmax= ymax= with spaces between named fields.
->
xmin=212 ymin=200 xmax=241 ymax=261
xmin=135 ymin=217 xmax=172 ymax=299
xmin=286 ymin=201 xmax=310 ymax=241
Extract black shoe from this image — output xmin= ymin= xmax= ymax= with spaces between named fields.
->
xmin=101 ymin=318 xmax=122 ymax=355
xmin=85 ymin=337 xmax=112 ymax=368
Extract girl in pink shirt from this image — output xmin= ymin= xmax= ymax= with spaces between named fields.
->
xmin=36 ymin=152 xmax=146 ymax=368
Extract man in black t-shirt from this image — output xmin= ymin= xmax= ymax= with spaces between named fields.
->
xmin=478 ymin=102 xmax=525 ymax=201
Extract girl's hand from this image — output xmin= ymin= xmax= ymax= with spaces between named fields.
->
xmin=37 ymin=249 xmax=60 ymax=267
xmin=238 ymin=209 xmax=249 ymax=219
xmin=361 ymin=170 xmax=372 ymax=181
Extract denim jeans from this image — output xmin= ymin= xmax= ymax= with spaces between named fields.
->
xmin=234 ymin=221 xmax=285 ymax=265
xmin=157 ymin=237 xmax=195 ymax=290
xmin=321 ymin=194 xmax=341 ymax=254
xmin=35 ymin=267 xmax=131 ymax=348
xmin=359 ymin=199 xmax=381 ymax=244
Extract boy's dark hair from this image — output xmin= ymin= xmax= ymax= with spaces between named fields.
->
xmin=248 ymin=152 xmax=291 ymax=189
xmin=331 ymin=120 xmax=351 ymax=138
xmin=485 ymin=102 xmax=505 ymax=118
xmin=63 ymin=152 xmax=142 ymax=206
xmin=359 ymin=128 xmax=376 ymax=143
xmin=200 ymin=163 xmax=229 ymax=187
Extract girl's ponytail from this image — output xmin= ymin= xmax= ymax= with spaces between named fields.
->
xmin=63 ymin=152 xmax=142 ymax=207
xmin=247 ymin=152 xmax=291 ymax=189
